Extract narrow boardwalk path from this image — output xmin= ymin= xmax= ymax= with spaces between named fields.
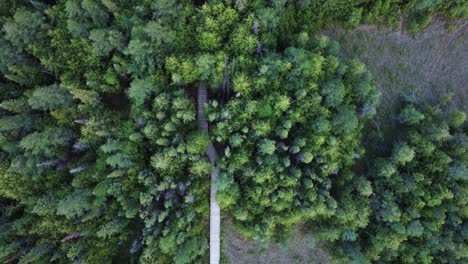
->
xmin=197 ymin=86 xmax=220 ymax=264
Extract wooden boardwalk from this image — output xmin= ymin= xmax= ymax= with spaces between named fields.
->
xmin=197 ymin=86 xmax=220 ymax=264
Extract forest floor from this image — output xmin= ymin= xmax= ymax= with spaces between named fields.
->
xmin=222 ymin=222 xmax=330 ymax=264
xmin=222 ymin=18 xmax=468 ymax=264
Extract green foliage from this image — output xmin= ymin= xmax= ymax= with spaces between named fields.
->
xmin=0 ymin=114 xmax=33 ymax=133
xmin=0 ymin=96 xmax=29 ymax=113
xmin=159 ymin=234 xmax=176 ymax=255
xmin=208 ymin=44 xmax=379 ymax=241
xmin=187 ymin=132 xmax=210 ymax=155
xmin=89 ymin=29 xmax=121 ymax=57
xmin=65 ymin=0 xmax=109 ymax=37
xmin=0 ymin=1 xmax=465 ymax=263
xmin=56 ymin=190 xmax=92 ymax=219
xmin=399 ymin=105 xmax=425 ymax=125
xmin=96 ymin=219 xmax=128 ymax=239
xmin=28 ymin=85 xmax=74 ymax=111
xmin=20 ymin=127 xmax=74 ymax=157
xmin=391 ymin=143 xmax=415 ymax=164
xmin=18 ymin=244 xmax=52 ymax=264
xmin=330 ymin=102 xmax=468 ymax=263
xmin=333 ymin=105 xmax=359 ymax=134
xmin=197 ymin=3 xmax=238 ymax=51
xmin=325 ymin=40 xmax=340 ymax=56
xmin=408 ymin=12 xmax=432 ymax=32
xmin=258 ymin=139 xmax=276 ymax=155
xmin=191 ymin=159 xmax=212 ymax=176
xmin=127 ymin=78 xmax=159 ymax=107
xmin=3 ymin=9 xmax=47 ymax=51
xmin=217 ymin=173 xmax=240 ymax=209
xmin=0 ymin=162 xmax=32 ymax=200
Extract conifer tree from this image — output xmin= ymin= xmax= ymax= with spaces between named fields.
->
xmin=329 ymin=102 xmax=467 ymax=263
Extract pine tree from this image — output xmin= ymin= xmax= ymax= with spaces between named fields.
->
xmin=3 ymin=9 xmax=47 ymax=51
xmin=28 ymin=85 xmax=73 ymax=111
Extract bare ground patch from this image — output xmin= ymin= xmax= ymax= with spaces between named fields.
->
xmin=222 ymin=223 xmax=330 ymax=264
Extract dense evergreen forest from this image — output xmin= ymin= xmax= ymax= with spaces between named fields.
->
xmin=0 ymin=0 xmax=466 ymax=263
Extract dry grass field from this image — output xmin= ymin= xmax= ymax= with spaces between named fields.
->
xmin=326 ymin=19 xmax=468 ymax=116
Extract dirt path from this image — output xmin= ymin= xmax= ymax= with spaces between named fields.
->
xmin=197 ymin=85 xmax=221 ymax=264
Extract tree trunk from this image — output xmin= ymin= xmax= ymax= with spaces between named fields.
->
xmin=197 ymin=85 xmax=220 ymax=264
